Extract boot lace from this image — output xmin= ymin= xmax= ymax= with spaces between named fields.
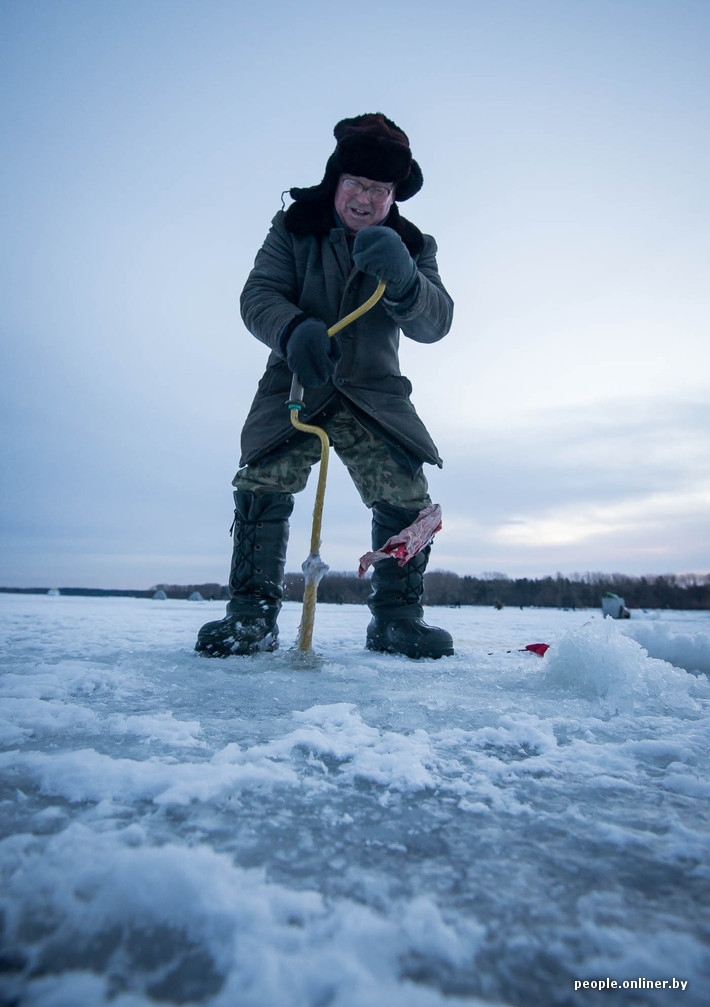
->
xmin=229 ymin=515 xmax=264 ymax=597
xmin=402 ymin=555 xmax=425 ymax=608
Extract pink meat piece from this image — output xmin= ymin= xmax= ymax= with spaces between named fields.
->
xmin=358 ymin=504 xmax=443 ymax=577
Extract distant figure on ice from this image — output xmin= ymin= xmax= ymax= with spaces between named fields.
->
xmin=196 ymin=113 xmax=454 ymax=659
xmin=601 ymin=592 xmax=631 ymax=619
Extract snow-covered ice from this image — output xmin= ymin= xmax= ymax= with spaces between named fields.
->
xmin=1 ymin=593 xmax=709 ymax=1006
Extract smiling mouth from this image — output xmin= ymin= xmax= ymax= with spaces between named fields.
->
xmin=347 ymin=206 xmax=371 ymax=217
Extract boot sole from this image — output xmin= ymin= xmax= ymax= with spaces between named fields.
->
xmin=366 ymin=638 xmax=454 ymax=660
xmin=195 ymin=629 xmax=278 ymax=658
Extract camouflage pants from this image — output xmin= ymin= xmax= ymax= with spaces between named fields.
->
xmin=233 ymin=404 xmax=431 ymax=511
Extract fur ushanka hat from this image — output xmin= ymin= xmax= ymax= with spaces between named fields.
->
xmin=289 ymin=113 xmax=423 ymax=204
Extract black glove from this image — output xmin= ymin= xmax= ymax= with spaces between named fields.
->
xmin=284 ymin=317 xmax=342 ymax=388
xmin=352 ymin=227 xmax=418 ymax=300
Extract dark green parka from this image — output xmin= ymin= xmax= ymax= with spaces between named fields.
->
xmin=238 ymin=198 xmax=453 ymax=473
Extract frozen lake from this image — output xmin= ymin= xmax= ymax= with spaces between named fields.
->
xmin=1 ymin=593 xmax=709 ymax=1006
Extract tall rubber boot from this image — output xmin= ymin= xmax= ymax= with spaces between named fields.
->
xmin=195 ymin=491 xmax=294 ymax=657
xmin=366 ymin=501 xmax=454 ymax=659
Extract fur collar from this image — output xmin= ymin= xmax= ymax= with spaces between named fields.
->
xmin=283 ymin=199 xmax=425 ymax=257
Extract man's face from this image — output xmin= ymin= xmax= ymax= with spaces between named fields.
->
xmin=334 ymin=174 xmax=396 ymax=232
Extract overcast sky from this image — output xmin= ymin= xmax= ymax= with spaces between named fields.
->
xmin=2 ymin=0 xmax=709 ymax=590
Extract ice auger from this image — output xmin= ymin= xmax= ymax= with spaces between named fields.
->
xmin=287 ymin=278 xmax=387 ymax=653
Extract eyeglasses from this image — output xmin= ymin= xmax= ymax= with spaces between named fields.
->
xmin=340 ymin=176 xmax=394 ymax=202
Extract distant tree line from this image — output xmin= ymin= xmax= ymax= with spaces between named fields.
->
xmin=152 ymin=583 xmax=227 ymax=601
xmin=4 ymin=572 xmax=708 ymax=609
xmin=417 ymin=571 xmax=710 ymax=610
xmin=289 ymin=570 xmax=710 ymax=610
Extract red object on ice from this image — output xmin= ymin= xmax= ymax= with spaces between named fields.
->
xmin=524 ymin=643 xmax=550 ymax=657
xmin=358 ymin=503 xmax=443 ymax=577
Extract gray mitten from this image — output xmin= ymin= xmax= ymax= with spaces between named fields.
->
xmin=284 ymin=317 xmax=342 ymax=388
xmin=352 ymin=227 xmax=418 ymax=300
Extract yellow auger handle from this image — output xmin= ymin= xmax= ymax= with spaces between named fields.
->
xmin=287 ymin=278 xmax=386 ymax=653
xmin=287 ymin=277 xmax=386 ymax=411
xmin=327 ymin=277 xmax=387 ymax=337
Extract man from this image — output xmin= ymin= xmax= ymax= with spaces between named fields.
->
xmin=196 ymin=113 xmax=454 ymax=659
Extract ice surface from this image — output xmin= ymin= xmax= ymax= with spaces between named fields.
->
xmin=1 ymin=595 xmax=709 ymax=1006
